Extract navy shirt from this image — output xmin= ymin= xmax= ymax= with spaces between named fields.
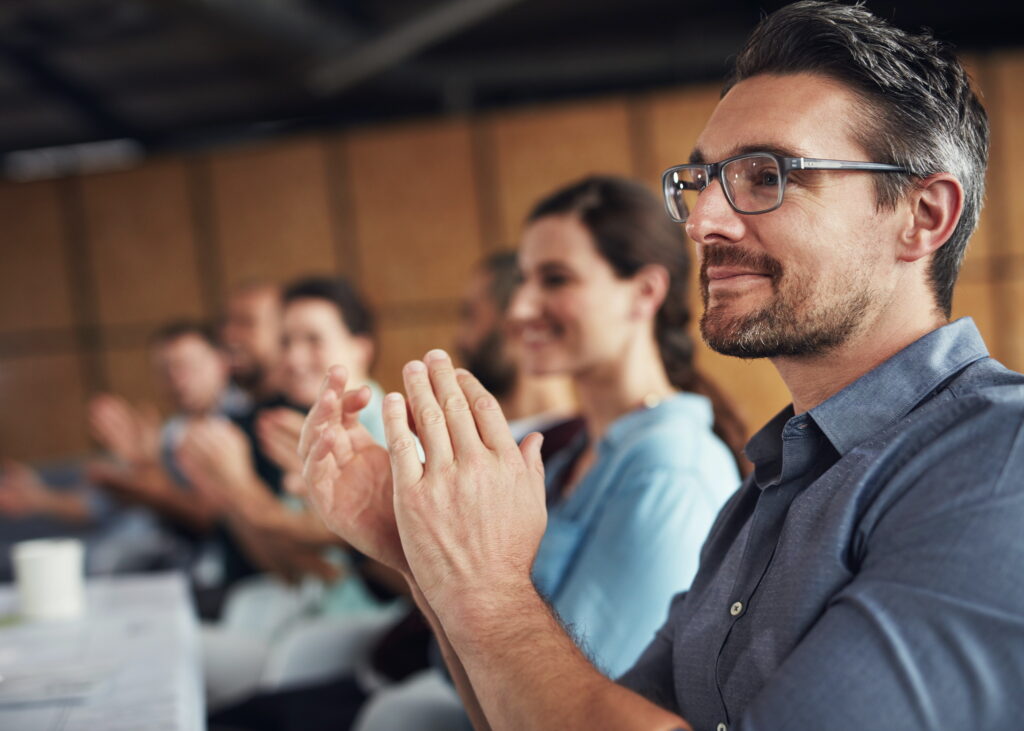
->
xmin=620 ymin=319 xmax=1024 ymax=730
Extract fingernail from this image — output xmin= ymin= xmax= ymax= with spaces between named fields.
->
xmin=385 ymin=393 xmax=404 ymax=405
xmin=425 ymin=349 xmax=449 ymax=362
xmin=404 ymin=360 xmax=426 ymax=373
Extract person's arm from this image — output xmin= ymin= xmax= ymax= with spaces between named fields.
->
xmin=225 ymin=513 xmax=342 ymax=584
xmin=0 ymin=460 xmax=92 ymax=525
xmin=380 ymin=351 xmax=691 ymax=730
xmin=87 ymin=460 xmax=218 ymax=532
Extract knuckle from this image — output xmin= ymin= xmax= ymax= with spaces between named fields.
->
xmin=419 ymin=407 xmax=445 ymax=426
xmin=473 ymin=395 xmax=499 ymax=411
xmin=443 ymin=395 xmax=470 ymax=413
xmin=389 ymin=436 xmax=417 ymax=454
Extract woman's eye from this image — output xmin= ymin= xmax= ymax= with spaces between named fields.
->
xmin=541 ymin=274 xmax=569 ymax=288
xmin=758 ymin=170 xmax=780 ymax=186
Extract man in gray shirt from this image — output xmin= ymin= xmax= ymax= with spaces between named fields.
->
xmin=298 ymin=2 xmax=1024 ymax=729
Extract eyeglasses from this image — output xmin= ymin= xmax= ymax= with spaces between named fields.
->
xmin=661 ymin=152 xmax=909 ymax=223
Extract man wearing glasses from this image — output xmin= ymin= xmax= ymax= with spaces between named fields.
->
xmin=299 ymin=2 xmax=1024 ymax=729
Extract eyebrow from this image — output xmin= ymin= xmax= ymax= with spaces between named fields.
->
xmin=689 ymin=142 xmax=813 ymax=165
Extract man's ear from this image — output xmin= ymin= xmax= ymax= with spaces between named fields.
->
xmin=897 ymin=173 xmax=964 ymax=263
xmin=632 ymin=264 xmax=670 ymax=320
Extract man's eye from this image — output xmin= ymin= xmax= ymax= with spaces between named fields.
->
xmin=758 ymin=170 xmax=780 ymax=186
xmin=541 ymin=274 xmax=569 ymax=288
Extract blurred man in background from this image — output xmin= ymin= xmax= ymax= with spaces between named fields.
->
xmin=221 ymin=280 xmax=284 ymax=404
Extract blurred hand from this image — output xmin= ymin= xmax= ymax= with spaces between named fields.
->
xmin=385 ymin=351 xmax=546 ymax=618
xmin=89 ymin=394 xmax=161 ymax=465
xmin=300 ymin=366 xmax=406 ymax=573
xmin=0 ymin=459 xmax=54 ymax=517
xmin=85 ymin=460 xmax=164 ymax=501
xmin=257 ymin=408 xmax=305 ymax=474
xmin=177 ymin=418 xmax=260 ymax=510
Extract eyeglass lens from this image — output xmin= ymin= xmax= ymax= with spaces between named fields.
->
xmin=668 ymin=154 xmax=783 ymax=222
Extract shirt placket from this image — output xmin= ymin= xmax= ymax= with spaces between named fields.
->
xmin=712 ymin=417 xmax=820 ymax=731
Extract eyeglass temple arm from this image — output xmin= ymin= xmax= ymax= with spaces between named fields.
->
xmin=795 ymin=158 xmax=907 ymax=172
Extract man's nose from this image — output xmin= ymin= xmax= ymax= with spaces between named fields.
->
xmin=685 ymin=179 xmax=746 ymax=246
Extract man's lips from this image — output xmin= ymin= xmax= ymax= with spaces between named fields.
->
xmin=705 ymin=266 xmax=771 ymax=282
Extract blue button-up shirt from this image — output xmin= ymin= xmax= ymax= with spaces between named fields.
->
xmin=620 ymin=319 xmax=1024 ymax=730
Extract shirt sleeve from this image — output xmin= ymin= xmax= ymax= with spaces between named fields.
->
xmin=736 ymin=401 xmax=1024 ymax=730
xmin=550 ymin=466 xmax=723 ymax=679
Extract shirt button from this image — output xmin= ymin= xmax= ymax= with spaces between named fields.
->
xmin=730 ymin=601 xmax=743 ymax=616
xmin=717 ymin=723 xmax=728 ymax=731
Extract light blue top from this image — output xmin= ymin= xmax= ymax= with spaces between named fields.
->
xmin=534 ymin=392 xmax=740 ymax=678
xmin=358 ymin=380 xmax=387 ymax=448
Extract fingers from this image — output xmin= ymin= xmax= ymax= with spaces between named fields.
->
xmin=402 ymin=358 xmax=453 ymax=465
xmin=519 ymin=432 xmax=546 ymax=478
xmin=383 ymin=392 xmax=424 ymax=489
xmin=298 ymin=367 xmax=348 ymax=460
xmin=424 ymin=350 xmax=485 ymax=457
xmin=340 ymin=386 xmax=372 ymax=430
xmin=454 ymin=368 xmax=519 ymax=454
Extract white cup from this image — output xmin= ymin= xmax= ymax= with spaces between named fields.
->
xmin=11 ymin=538 xmax=85 ymax=620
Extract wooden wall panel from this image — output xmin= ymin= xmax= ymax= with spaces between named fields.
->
xmin=951 ymin=277 xmax=999 ymax=356
xmin=0 ymin=180 xmax=75 ymax=333
xmin=80 ymin=159 xmax=206 ymax=327
xmin=101 ymin=346 xmax=170 ymax=413
xmin=989 ymin=52 xmax=1024 ymax=368
xmin=344 ymin=119 xmax=483 ymax=308
xmin=488 ymin=98 xmax=636 ymax=244
xmin=373 ymin=319 xmax=460 ymax=394
xmin=1005 ymin=275 xmax=1024 ymax=372
xmin=0 ymin=354 xmax=89 ymax=460
xmin=957 ymin=55 xmax=996 ymax=265
xmin=640 ymin=84 xmax=722 ymax=187
xmin=989 ymin=52 xmax=1024 ymax=257
xmin=209 ymin=138 xmax=338 ymax=289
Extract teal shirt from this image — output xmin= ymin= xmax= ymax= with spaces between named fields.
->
xmin=535 ymin=393 xmax=740 ymax=677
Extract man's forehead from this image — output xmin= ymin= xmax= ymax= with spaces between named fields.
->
xmin=690 ymin=72 xmax=865 ymax=162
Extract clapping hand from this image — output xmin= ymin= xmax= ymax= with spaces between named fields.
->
xmin=177 ymin=418 xmax=260 ymax=511
xmin=382 ymin=350 xmax=547 ymax=618
xmin=89 ymin=394 xmax=160 ymax=466
xmin=300 ymin=367 xmax=406 ymax=572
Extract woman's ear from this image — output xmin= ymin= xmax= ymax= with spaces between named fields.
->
xmin=632 ymin=264 xmax=670 ymax=320
xmin=897 ymin=172 xmax=964 ymax=264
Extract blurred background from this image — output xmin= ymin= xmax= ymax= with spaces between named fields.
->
xmin=1 ymin=0 xmax=1023 ymax=462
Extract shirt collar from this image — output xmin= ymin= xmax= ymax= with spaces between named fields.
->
xmin=809 ymin=318 xmax=988 ymax=455
xmin=743 ymin=318 xmax=988 ymax=486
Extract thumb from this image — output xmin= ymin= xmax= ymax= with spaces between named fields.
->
xmin=519 ymin=432 xmax=545 ymax=477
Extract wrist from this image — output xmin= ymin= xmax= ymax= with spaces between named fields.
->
xmin=436 ymin=575 xmax=544 ymax=649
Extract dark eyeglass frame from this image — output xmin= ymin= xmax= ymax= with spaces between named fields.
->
xmin=661 ymin=151 xmax=909 ymax=223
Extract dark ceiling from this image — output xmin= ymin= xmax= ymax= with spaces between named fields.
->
xmin=1 ymin=0 xmax=1021 ymax=175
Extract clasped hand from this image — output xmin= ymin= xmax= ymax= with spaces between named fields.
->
xmin=300 ymin=350 xmax=547 ymax=620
